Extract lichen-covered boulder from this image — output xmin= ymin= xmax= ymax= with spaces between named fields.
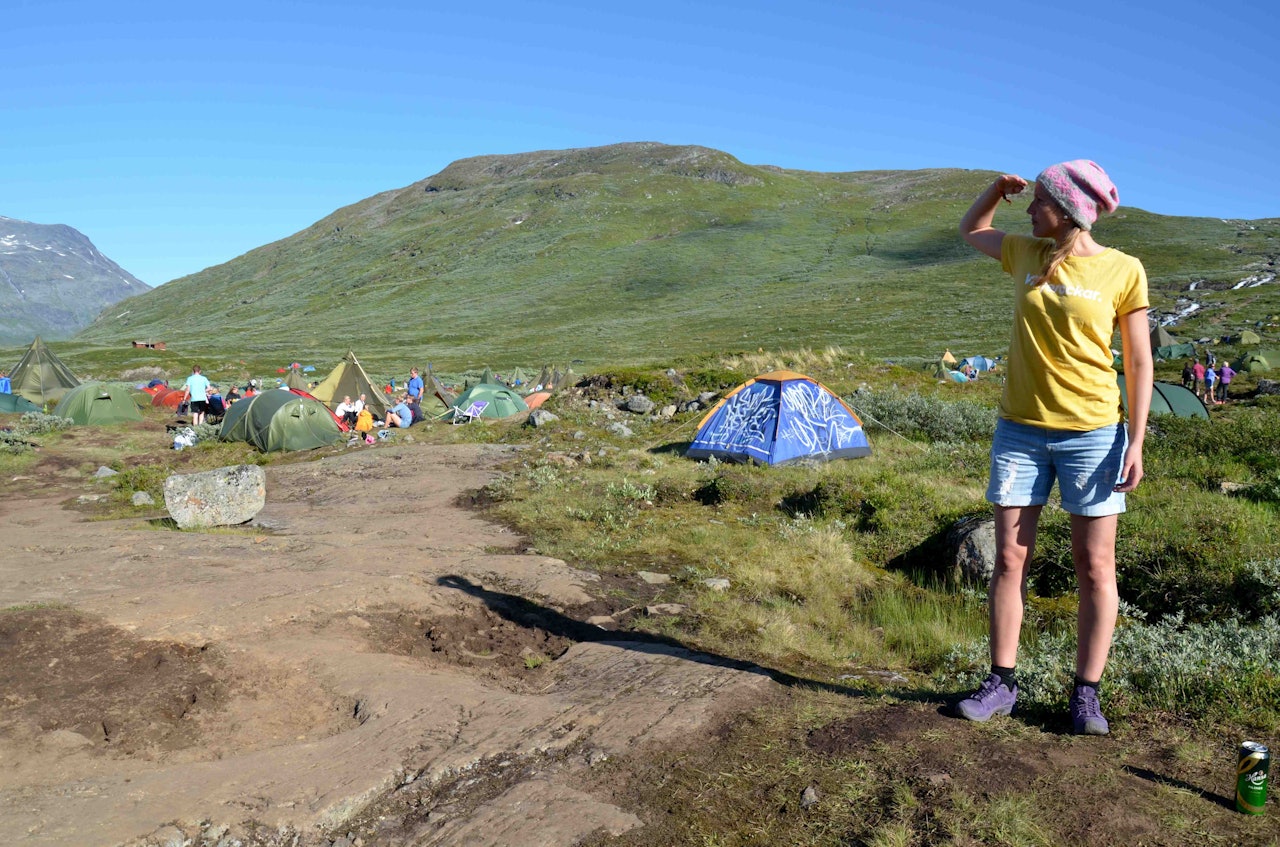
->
xmin=163 ymin=465 xmax=266 ymax=529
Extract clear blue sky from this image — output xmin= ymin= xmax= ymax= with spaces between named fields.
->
xmin=7 ymin=0 xmax=1276 ymax=286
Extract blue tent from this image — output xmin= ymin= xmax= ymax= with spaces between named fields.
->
xmin=686 ymin=370 xmax=872 ymax=465
xmin=961 ymin=355 xmax=997 ymax=372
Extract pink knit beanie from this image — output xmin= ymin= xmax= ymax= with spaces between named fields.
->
xmin=1036 ymin=160 xmax=1119 ymax=231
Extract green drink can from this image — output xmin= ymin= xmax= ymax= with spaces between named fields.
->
xmin=1236 ymin=741 xmax=1270 ymax=815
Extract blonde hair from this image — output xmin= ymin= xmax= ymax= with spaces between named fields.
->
xmin=1036 ymin=225 xmax=1082 ymax=286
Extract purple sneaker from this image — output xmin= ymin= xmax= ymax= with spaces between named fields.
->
xmin=1070 ymin=684 xmax=1110 ymax=735
xmin=956 ymin=673 xmax=1017 ymax=722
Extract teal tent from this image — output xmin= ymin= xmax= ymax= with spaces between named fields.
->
xmin=0 ymin=392 xmax=40 ymax=414
xmin=220 ymin=390 xmax=343 ymax=452
xmin=1148 ymin=325 xmax=1196 ymax=361
xmin=53 ymin=382 xmax=145 ymax=425
xmin=1117 ymin=375 xmax=1208 ymax=420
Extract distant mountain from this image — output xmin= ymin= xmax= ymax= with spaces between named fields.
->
xmin=0 ymin=217 xmax=149 ymax=344
xmin=72 ymin=143 xmax=1278 ymax=369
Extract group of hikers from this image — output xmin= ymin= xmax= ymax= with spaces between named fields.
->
xmin=1180 ymin=353 xmax=1234 ymax=404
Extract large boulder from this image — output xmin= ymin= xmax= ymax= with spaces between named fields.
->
xmin=163 ymin=465 xmax=266 ymax=529
xmin=526 ymin=409 xmax=559 ymax=428
xmin=948 ymin=516 xmax=996 ymax=586
xmin=622 ymin=394 xmax=655 ymax=415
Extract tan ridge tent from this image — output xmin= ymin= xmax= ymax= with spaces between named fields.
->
xmin=427 ymin=364 xmax=457 ymax=408
xmin=309 ymin=351 xmax=389 ymax=419
xmin=9 ymin=336 xmax=80 ymax=408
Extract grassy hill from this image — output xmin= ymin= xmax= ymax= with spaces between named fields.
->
xmin=39 ymin=143 xmax=1280 ymax=376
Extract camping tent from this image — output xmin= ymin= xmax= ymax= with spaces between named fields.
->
xmin=960 ymin=356 xmax=997 ymax=372
xmin=220 ymin=390 xmax=343 ymax=452
xmin=1149 ymin=324 xmax=1196 ymax=361
xmin=0 ymin=392 xmax=40 ymax=414
xmin=53 ymin=382 xmax=145 ymax=425
xmin=933 ymin=361 xmax=969 ymax=382
xmin=940 ymin=349 xmax=958 ymax=366
xmin=8 ymin=337 xmax=80 ymax=407
xmin=309 ymin=351 xmax=390 ymax=420
xmin=1117 ymin=375 xmax=1208 ymax=420
xmin=445 ymin=383 xmax=530 ymax=420
xmin=427 ymin=365 xmax=458 ymax=408
xmin=1232 ymin=352 xmax=1271 ymax=373
xmin=1239 ymin=330 xmax=1261 ymax=345
xmin=284 ymin=368 xmax=309 ymax=390
xmin=523 ymin=390 xmax=552 ymax=410
xmin=151 ymin=387 xmax=186 ymax=408
xmin=687 ymin=370 xmax=872 ymax=465
xmin=1150 ymin=325 xmax=1177 ymax=349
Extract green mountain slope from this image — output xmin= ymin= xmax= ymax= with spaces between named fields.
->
xmin=72 ymin=143 xmax=1278 ymax=371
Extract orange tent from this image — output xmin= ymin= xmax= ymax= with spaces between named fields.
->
xmin=523 ymin=391 xmax=552 ymax=410
xmin=151 ymin=388 xmax=185 ymax=408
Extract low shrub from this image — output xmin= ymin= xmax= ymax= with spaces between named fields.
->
xmin=14 ymin=412 xmax=74 ymax=436
xmin=845 ymin=388 xmax=995 ymax=443
xmin=943 ymin=610 xmax=1280 ymax=727
xmin=0 ymin=431 xmax=34 ymax=454
xmin=113 ymin=464 xmax=173 ymax=502
xmin=694 ymin=464 xmax=773 ymax=508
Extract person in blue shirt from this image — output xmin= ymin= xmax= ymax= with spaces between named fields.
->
xmin=182 ymin=365 xmax=212 ymax=426
xmin=407 ymin=368 xmax=424 ymax=401
xmin=0 ymin=370 xmax=10 ymax=394
xmin=384 ymin=394 xmax=413 ymax=428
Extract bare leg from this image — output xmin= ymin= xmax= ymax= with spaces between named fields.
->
xmin=1071 ymin=513 xmax=1119 ymax=681
xmin=989 ymin=505 xmax=1042 ymax=667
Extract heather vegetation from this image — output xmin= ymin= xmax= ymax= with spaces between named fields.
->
xmin=474 ymin=348 xmax=1279 ymax=843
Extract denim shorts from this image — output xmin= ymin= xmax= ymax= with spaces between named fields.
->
xmin=986 ymin=418 xmax=1128 ymax=517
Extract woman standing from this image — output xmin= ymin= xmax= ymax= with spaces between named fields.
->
xmin=955 ymin=161 xmax=1153 ymax=735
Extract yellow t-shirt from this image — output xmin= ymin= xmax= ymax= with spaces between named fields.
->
xmin=999 ymin=234 xmax=1148 ymax=430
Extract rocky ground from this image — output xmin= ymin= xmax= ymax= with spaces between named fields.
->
xmin=0 ymin=442 xmax=774 ymax=846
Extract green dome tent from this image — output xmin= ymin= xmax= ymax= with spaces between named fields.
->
xmin=1239 ymin=329 xmax=1261 ymax=345
xmin=1117 ymin=375 xmax=1208 ymax=420
xmin=0 ymin=392 xmax=41 ymax=414
xmin=445 ymin=382 xmax=530 ymax=420
xmin=220 ymin=390 xmax=343 ymax=452
xmin=53 ymin=382 xmax=145 ymax=425
xmin=1232 ymin=352 xmax=1271 ymax=373
xmin=9 ymin=336 xmax=80 ymax=408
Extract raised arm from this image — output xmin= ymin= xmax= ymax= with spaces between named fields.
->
xmin=960 ymin=174 xmax=1028 ymax=260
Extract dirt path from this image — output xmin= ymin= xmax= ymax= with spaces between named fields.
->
xmin=0 ymin=443 xmax=774 ymax=846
